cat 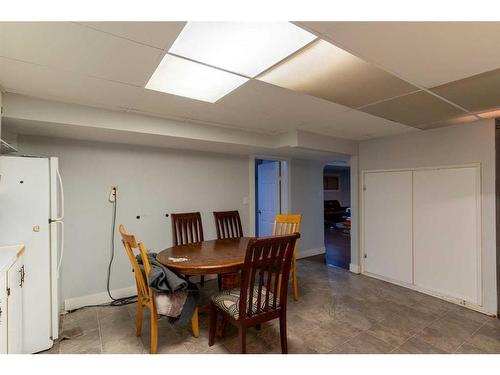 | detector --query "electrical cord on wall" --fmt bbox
[65,189,136,315]
[106,191,137,307]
